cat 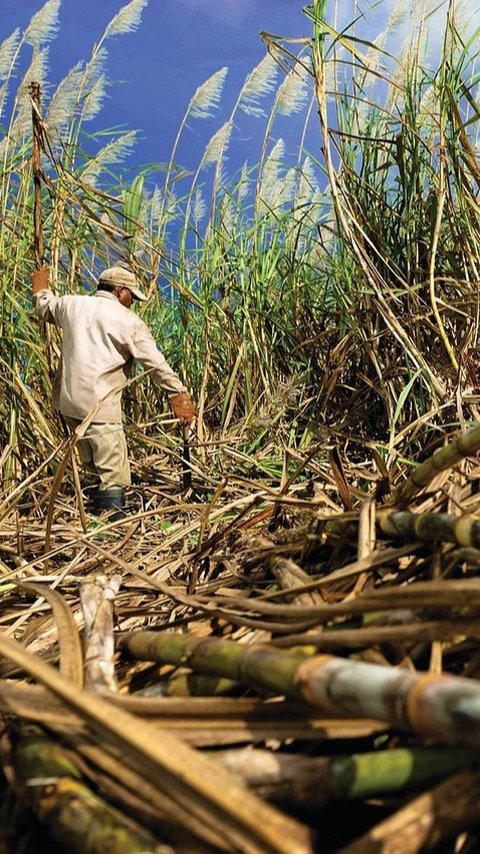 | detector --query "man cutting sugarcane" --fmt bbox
[32,263,195,518]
